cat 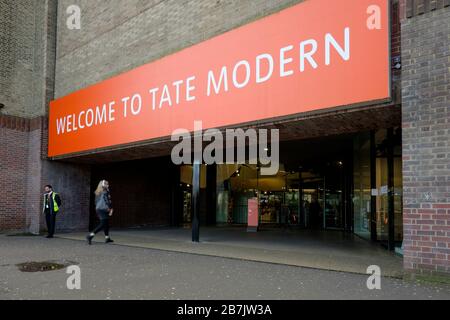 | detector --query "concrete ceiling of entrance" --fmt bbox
[55,104,401,165]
